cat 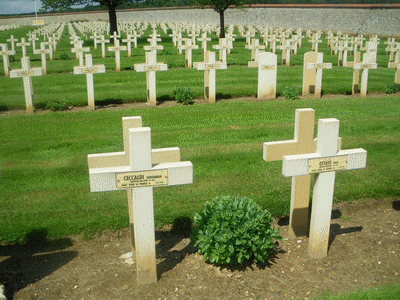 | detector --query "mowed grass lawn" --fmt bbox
[0,23,398,111]
[1,96,399,244]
